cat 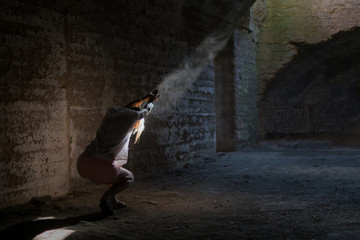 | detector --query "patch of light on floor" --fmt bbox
[33,228,75,240]
[33,216,56,221]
